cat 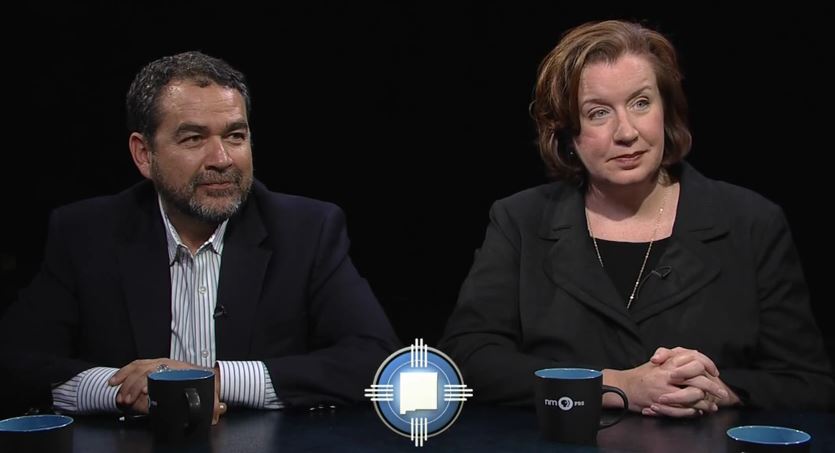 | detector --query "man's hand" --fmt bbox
[109,358,195,413]
[109,358,227,424]
[212,364,226,424]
